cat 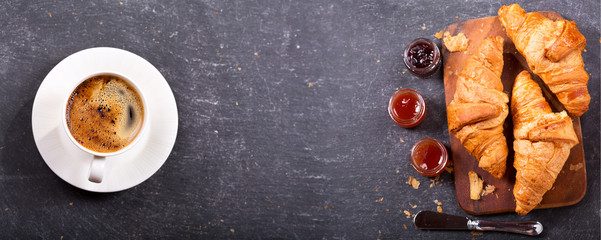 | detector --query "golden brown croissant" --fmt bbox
[498,4,590,117]
[447,36,508,178]
[511,71,579,215]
